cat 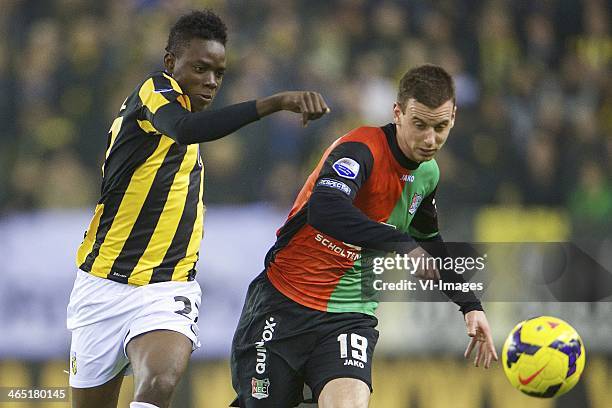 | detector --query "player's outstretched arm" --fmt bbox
[151,92,330,145]
[463,310,499,369]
